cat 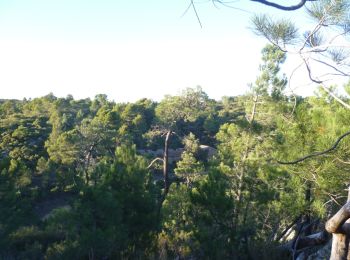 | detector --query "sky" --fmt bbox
[0,0,317,102]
